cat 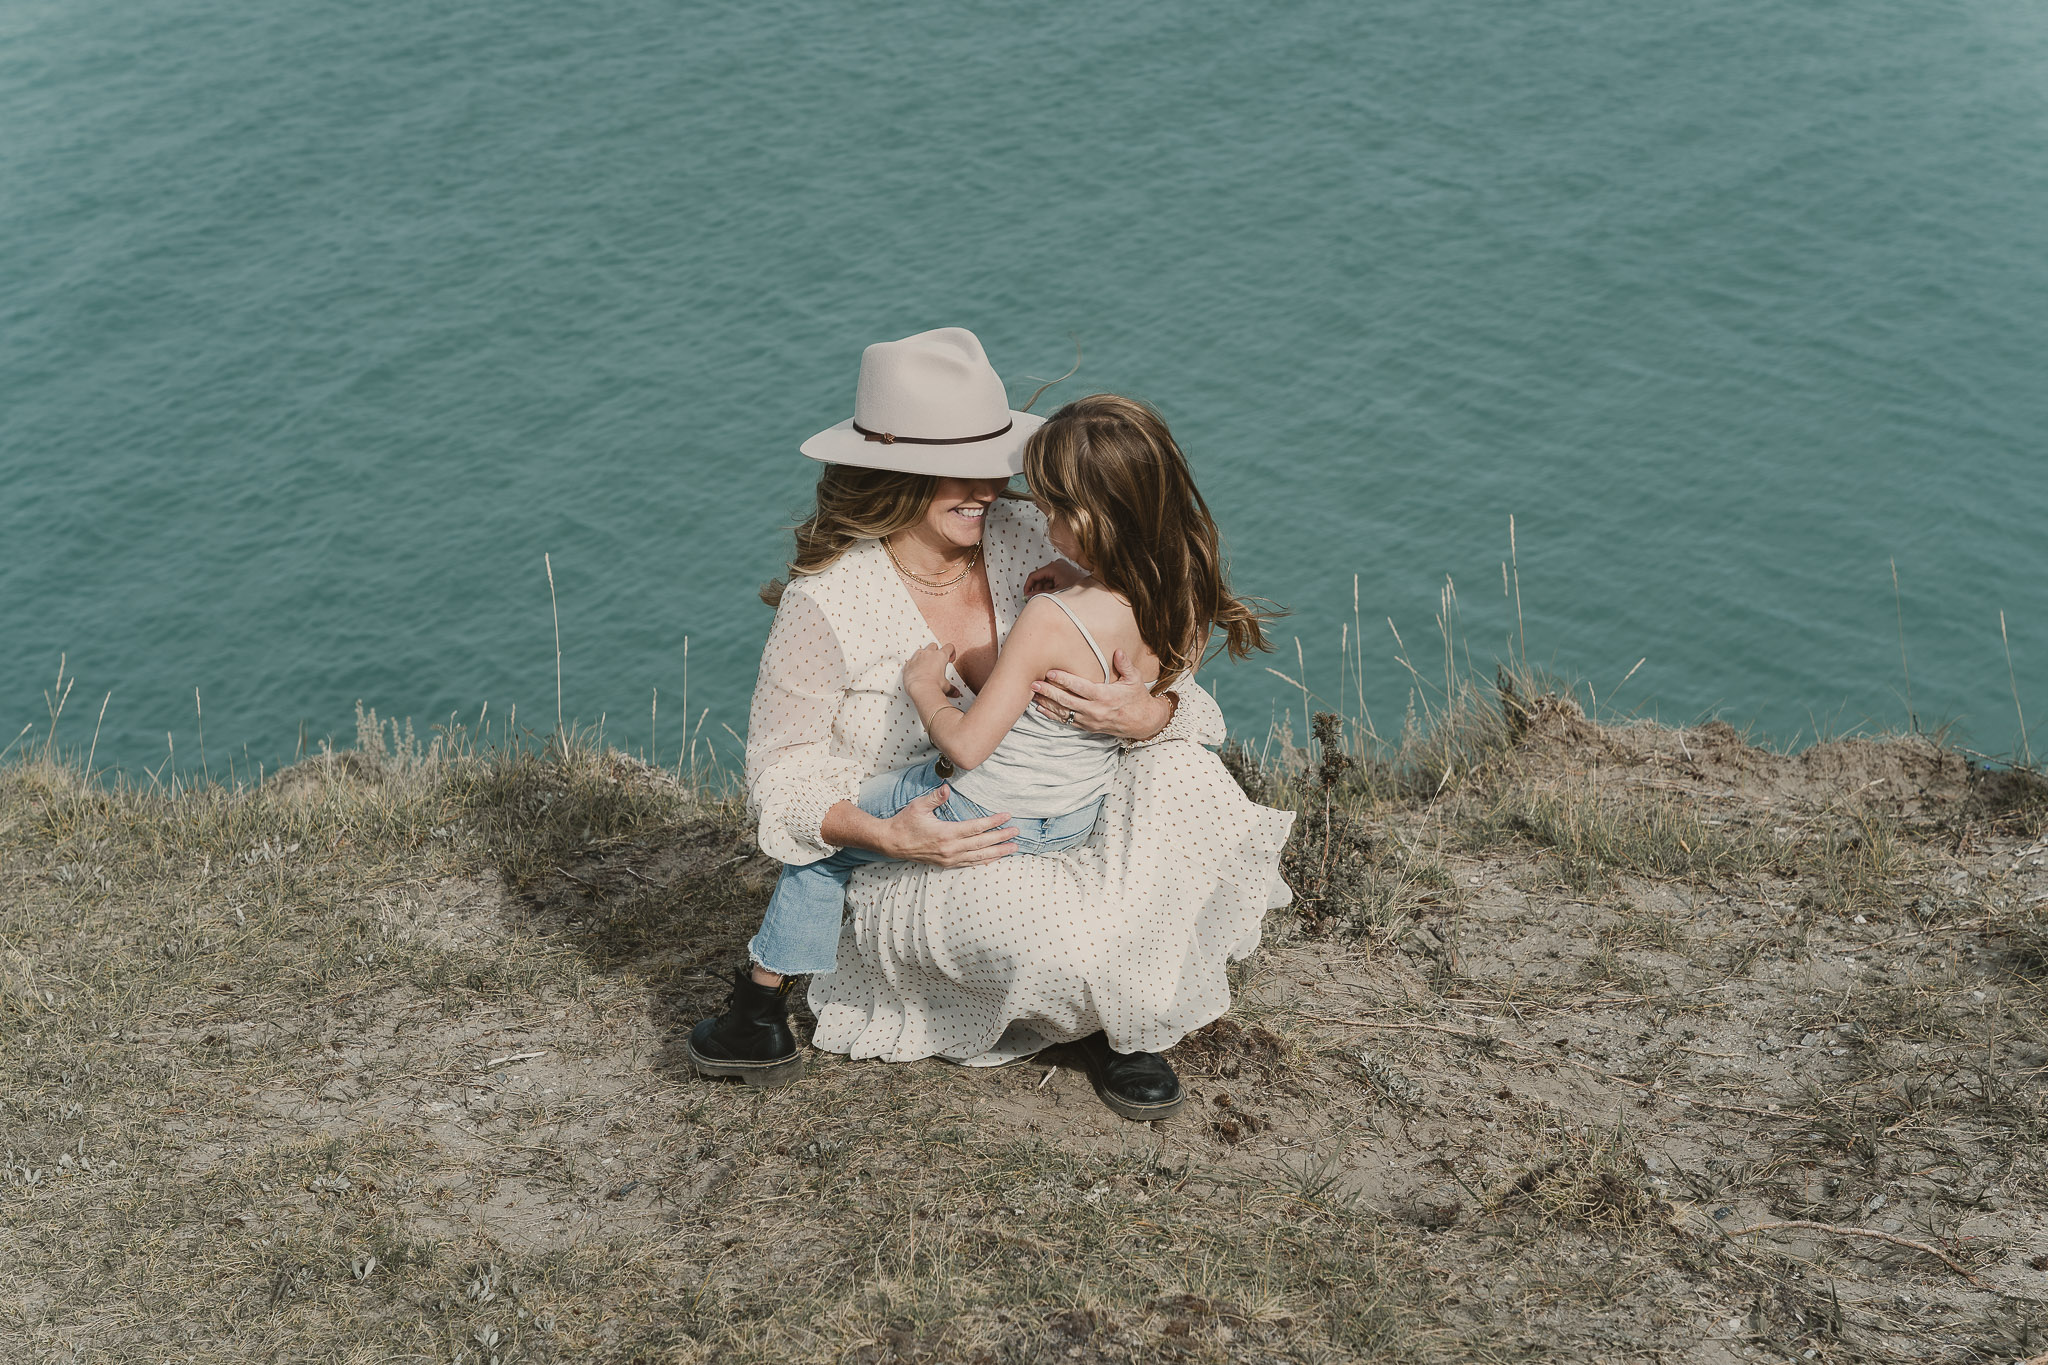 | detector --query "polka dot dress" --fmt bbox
[745,500,1295,1065]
